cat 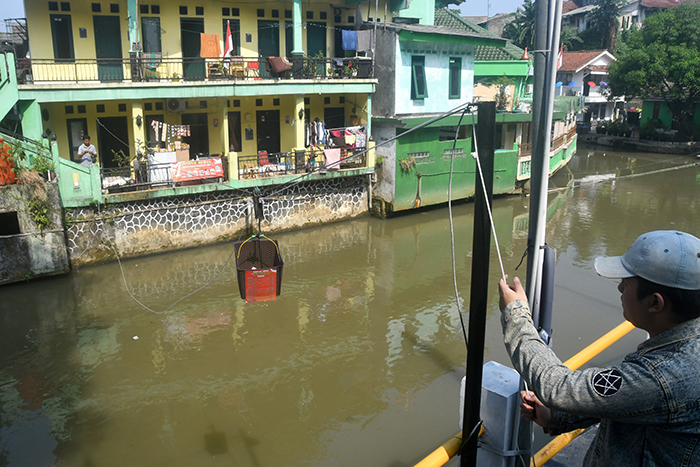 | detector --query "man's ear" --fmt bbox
[648,292,666,314]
